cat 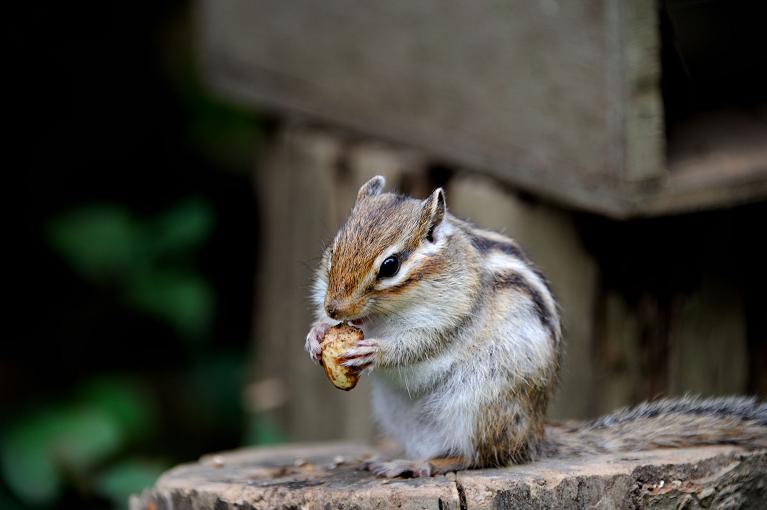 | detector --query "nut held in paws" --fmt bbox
[320,323,364,390]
